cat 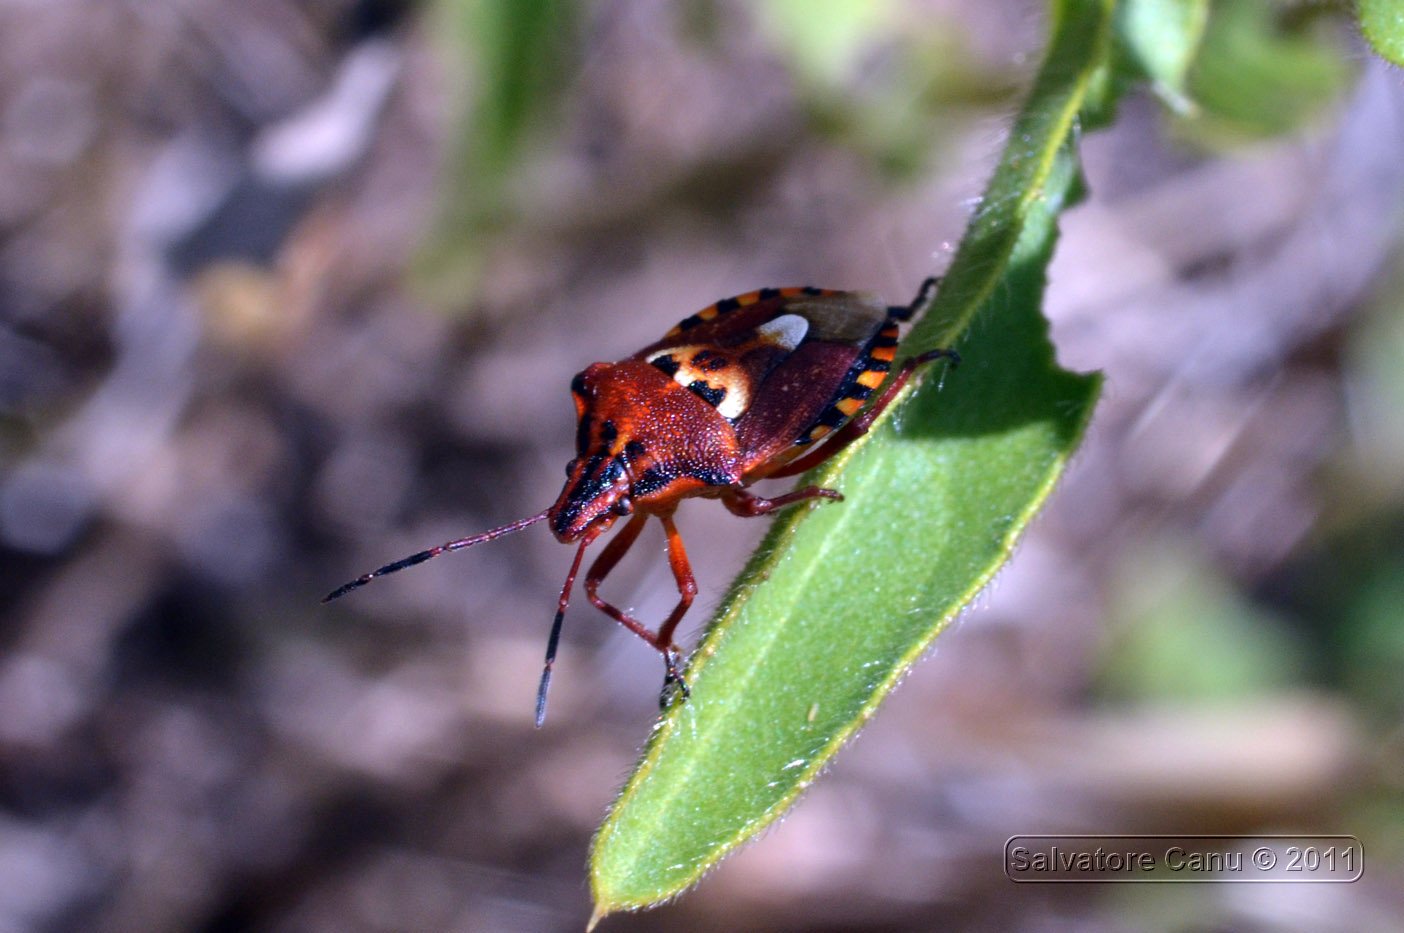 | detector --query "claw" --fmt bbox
[658,647,691,709]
